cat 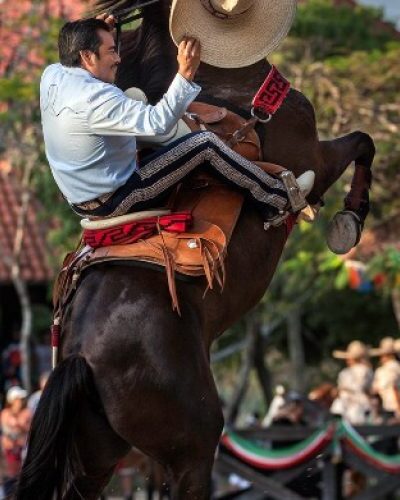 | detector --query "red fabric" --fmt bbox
[4,448,23,477]
[285,214,298,237]
[252,66,291,116]
[83,212,193,249]
[51,324,61,348]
